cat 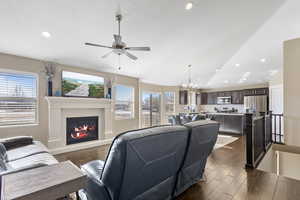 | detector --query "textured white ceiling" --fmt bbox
[0,0,292,88]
